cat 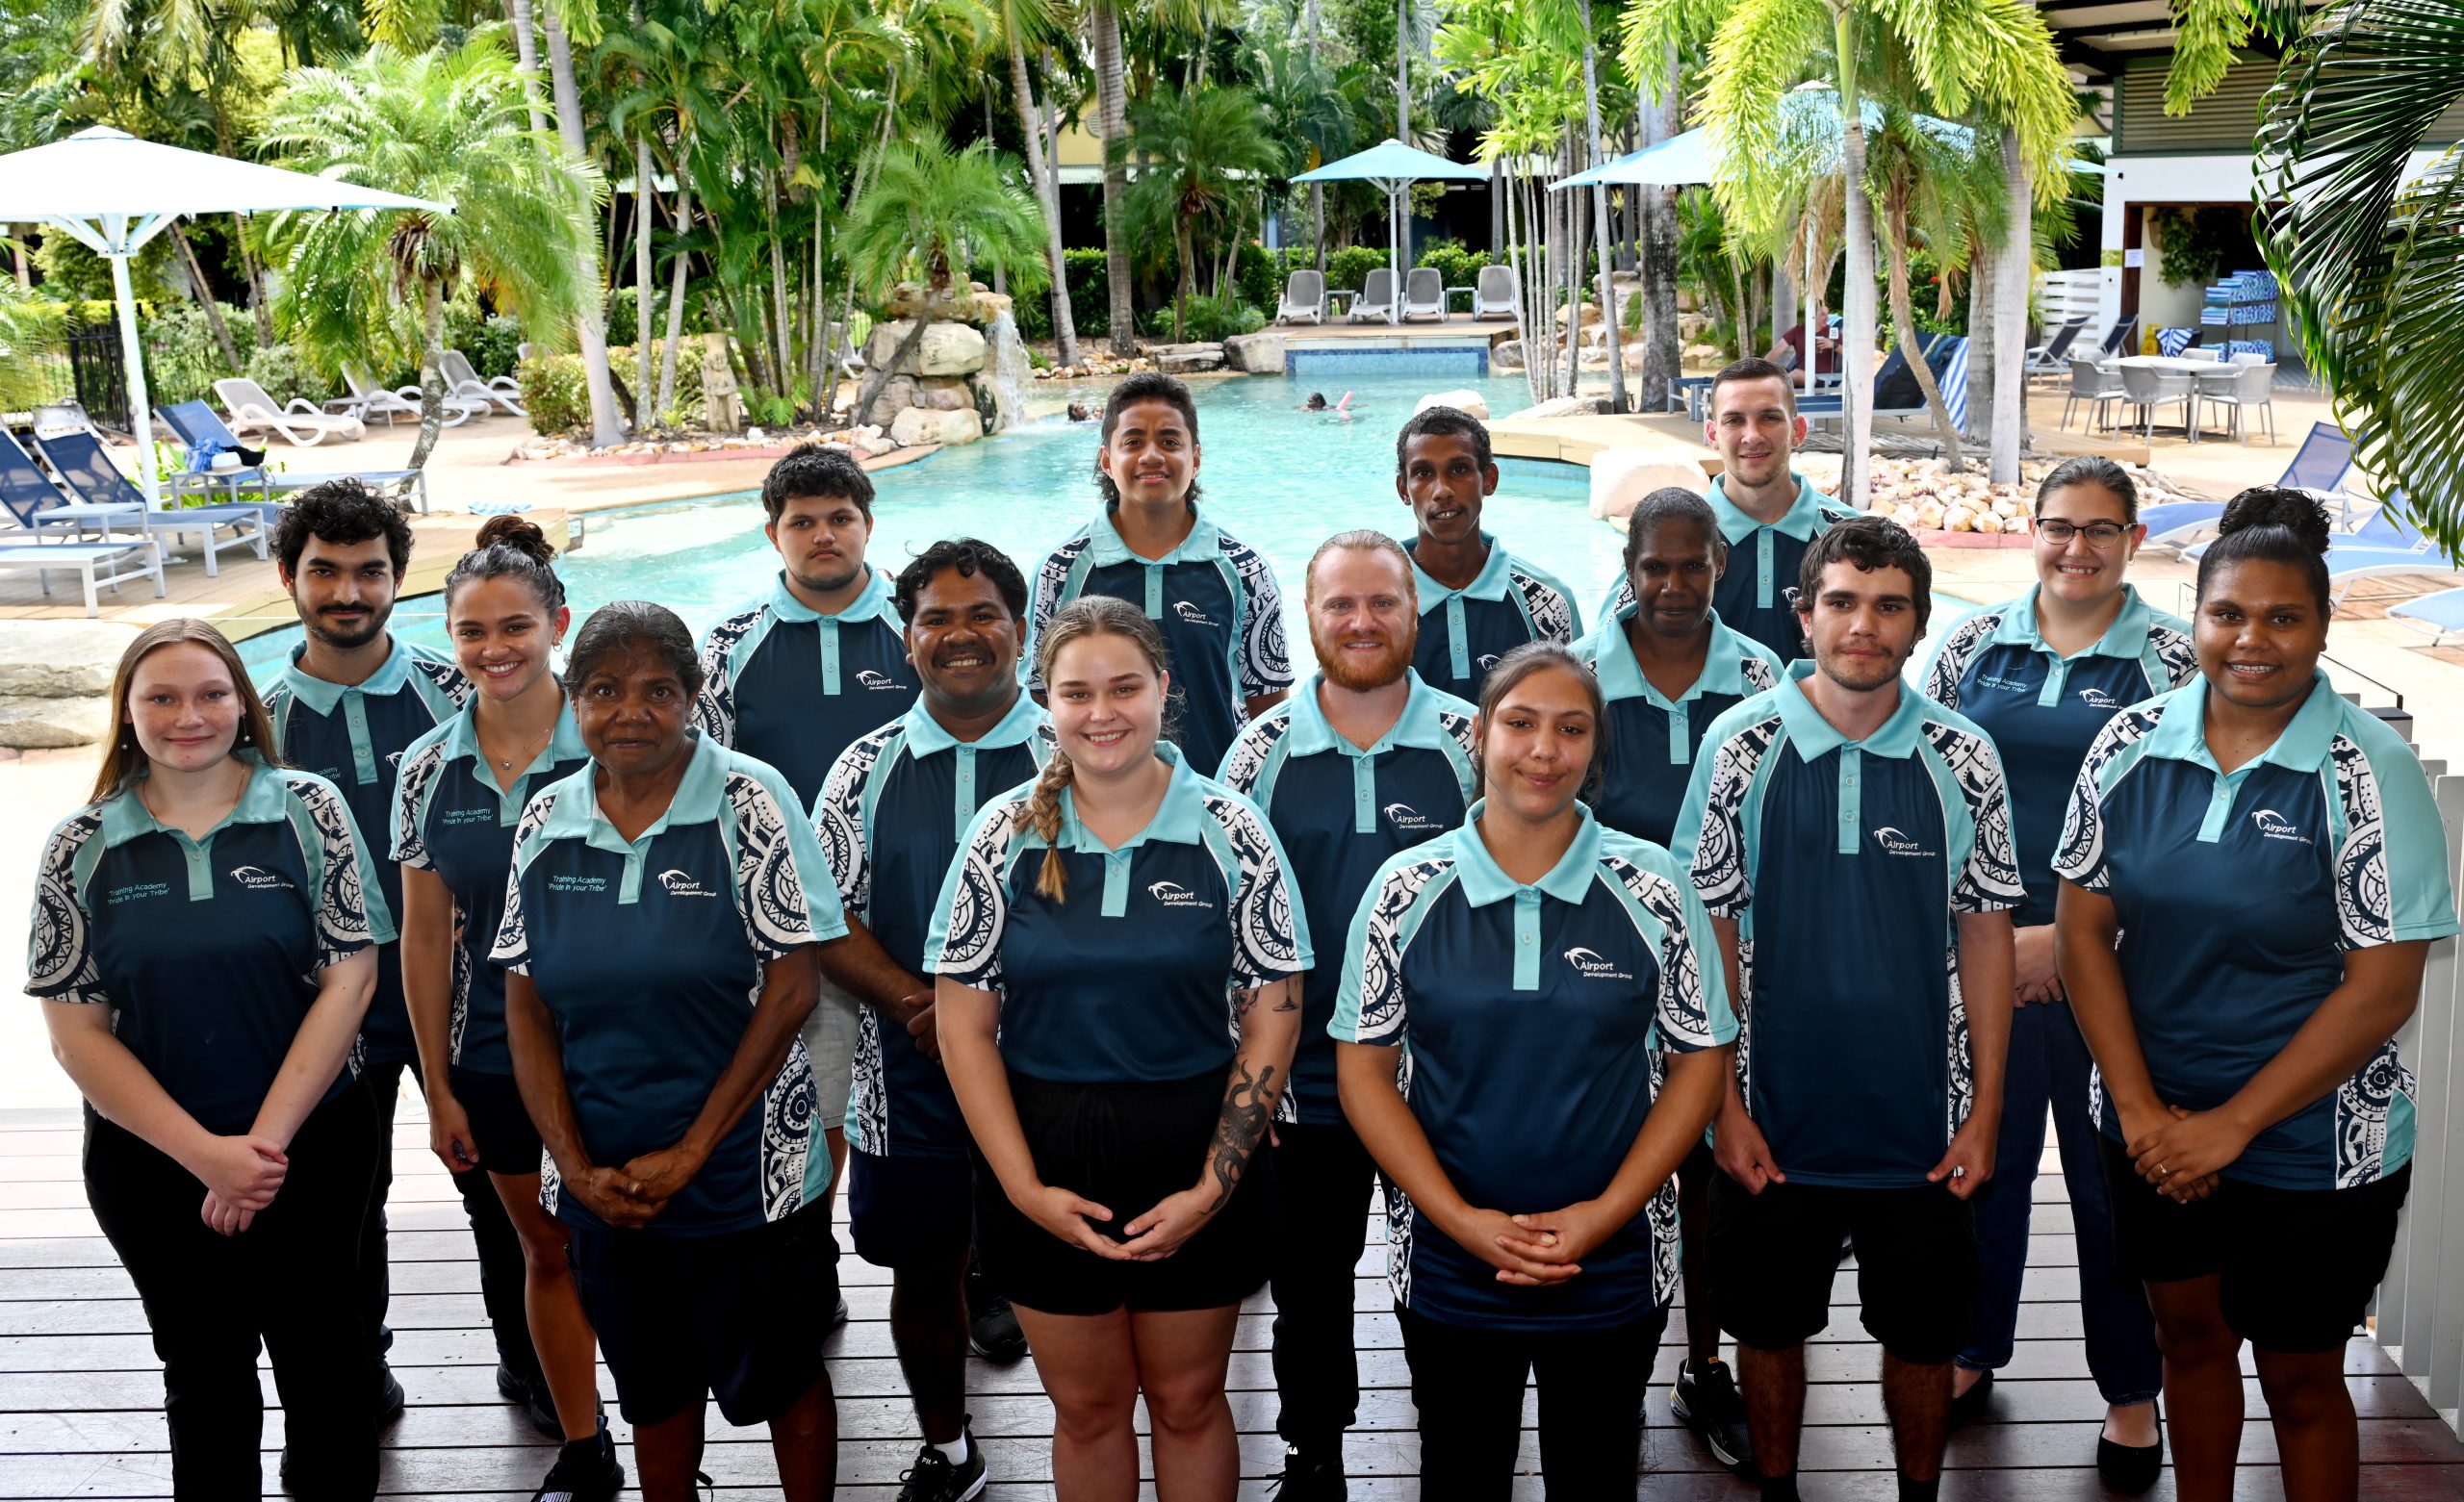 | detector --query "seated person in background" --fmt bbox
[1766,310,1837,377]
